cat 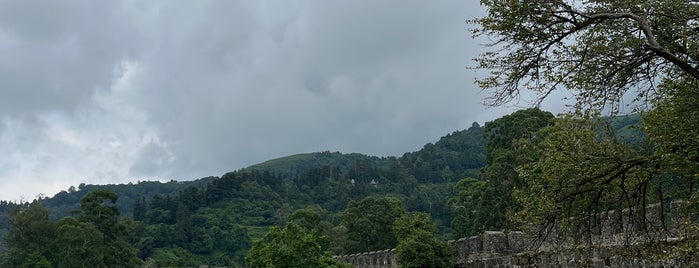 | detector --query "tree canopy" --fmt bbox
[2,190,141,267]
[450,108,554,237]
[472,0,699,242]
[472,0,699,110]
[340,196,406,253]
[393,212,451,268]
